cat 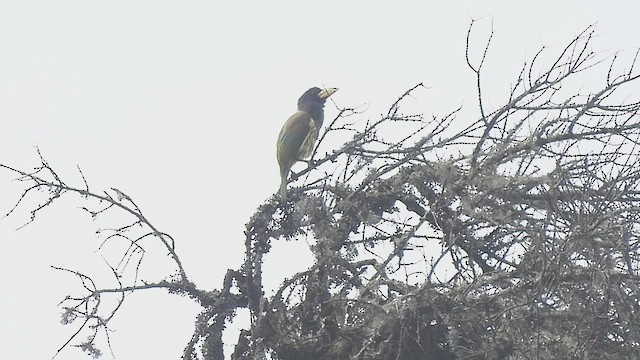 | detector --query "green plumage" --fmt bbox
[276,87,338,201]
